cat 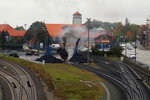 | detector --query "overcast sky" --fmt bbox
[0,0,150,28]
